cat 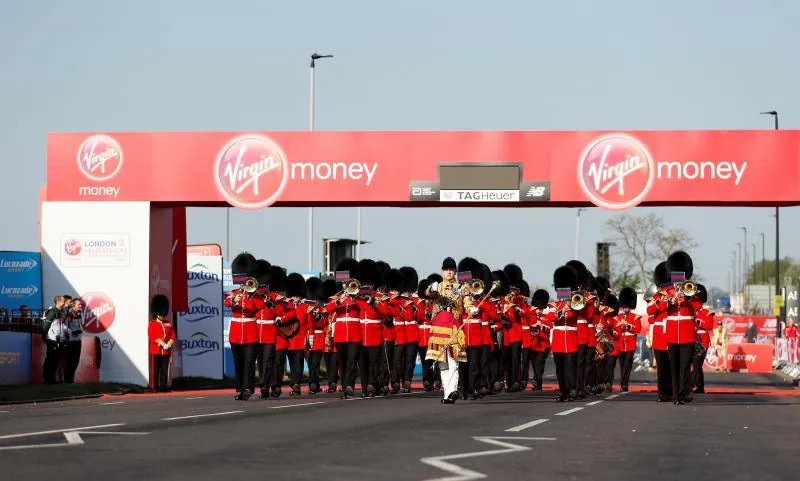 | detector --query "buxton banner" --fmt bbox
[46,131,800,210]
[176,254,223,379]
